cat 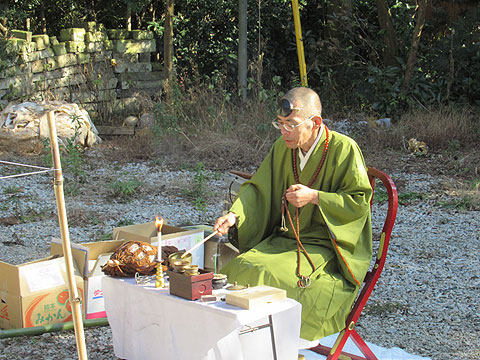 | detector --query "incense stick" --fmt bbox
[181,230,220,258]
